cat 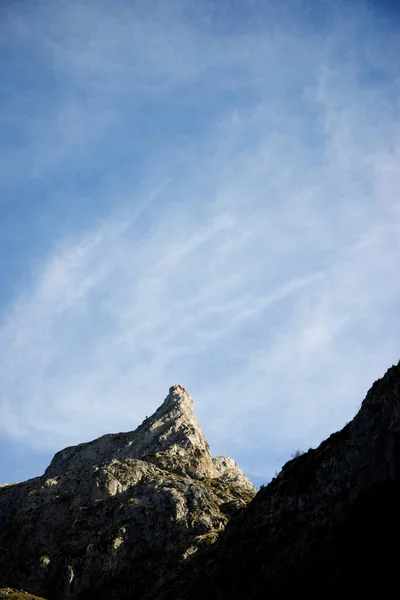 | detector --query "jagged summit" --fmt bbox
[164,384,193,406]
[152,384,194,417]
[0,385,255,600]
[45,384,221,480]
